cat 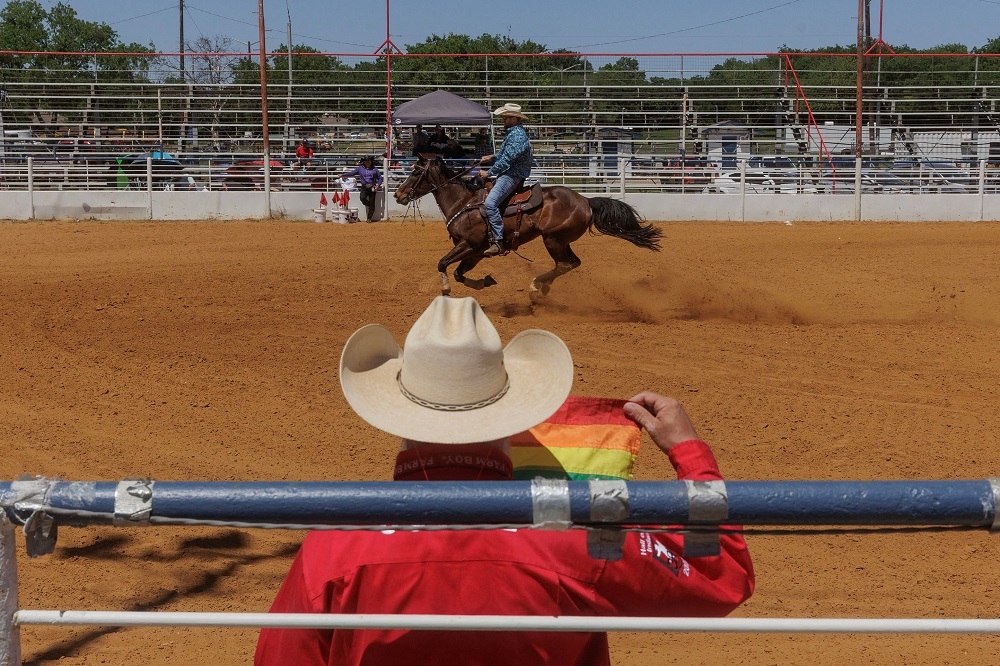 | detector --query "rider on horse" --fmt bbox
[478,103,534,257]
